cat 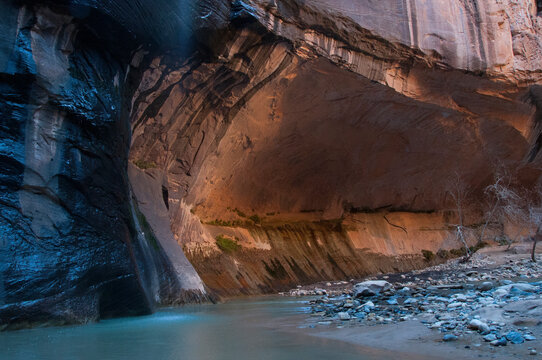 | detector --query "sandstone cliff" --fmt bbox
[130,0,542,295]
[1,0,542,327]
